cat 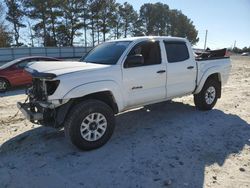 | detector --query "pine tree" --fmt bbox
[119,2,138,38]
[60,0,86,46]
[5,0,26,46]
